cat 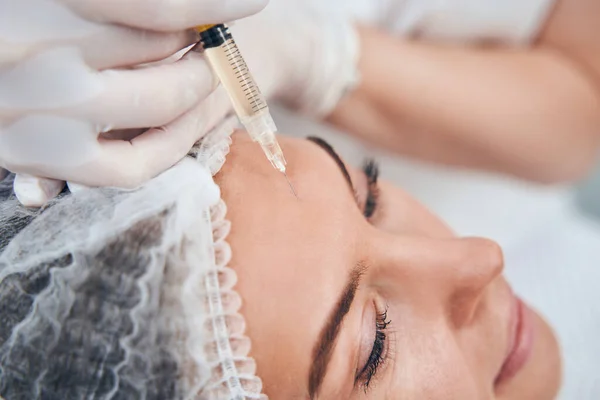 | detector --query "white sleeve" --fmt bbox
[382,0,557,45]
